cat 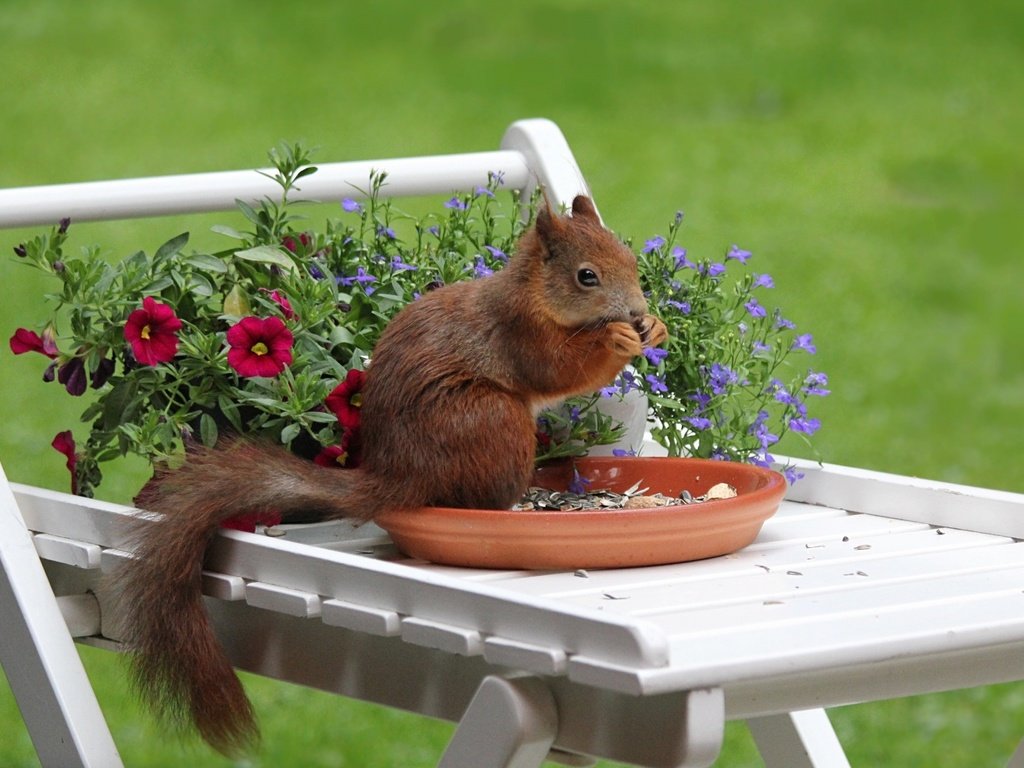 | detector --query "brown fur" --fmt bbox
[114,195,668,755]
